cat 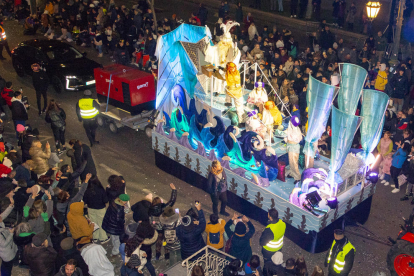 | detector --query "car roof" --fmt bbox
[19,39,70,50]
